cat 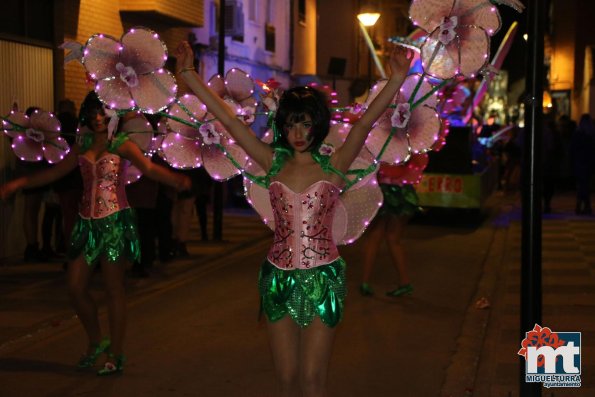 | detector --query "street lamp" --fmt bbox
[357,11,385,87]
[357,12,380,27]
